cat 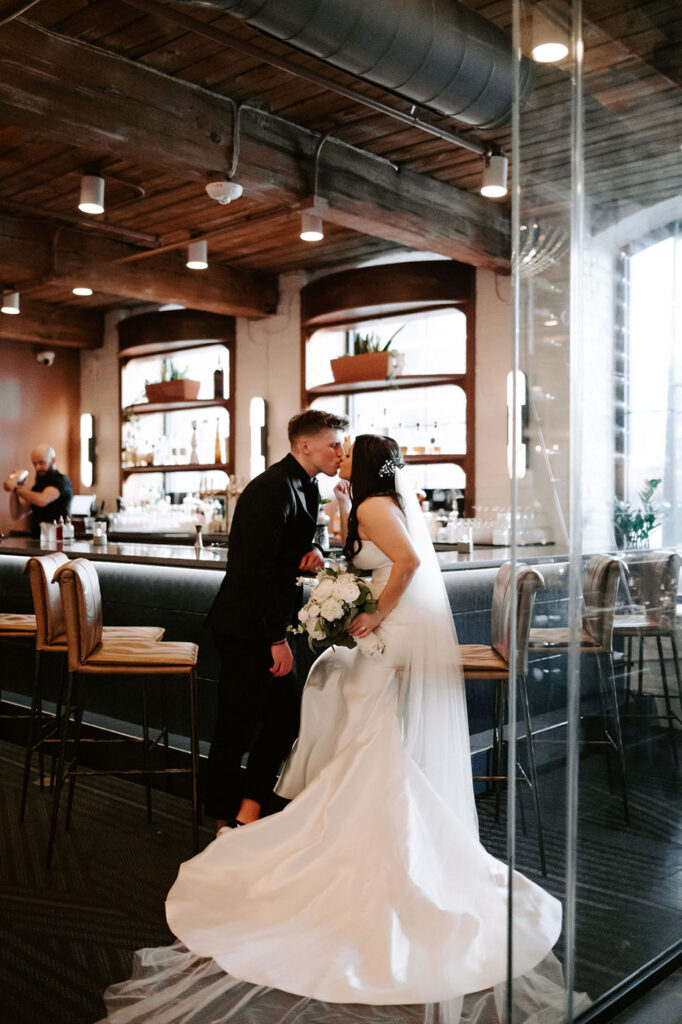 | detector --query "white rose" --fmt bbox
[310,623,326,640]
[313,578,334,601]
[320,597,345,621]
[307,603,320,618]
[333,578,360,603]
[298,606,309,623]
